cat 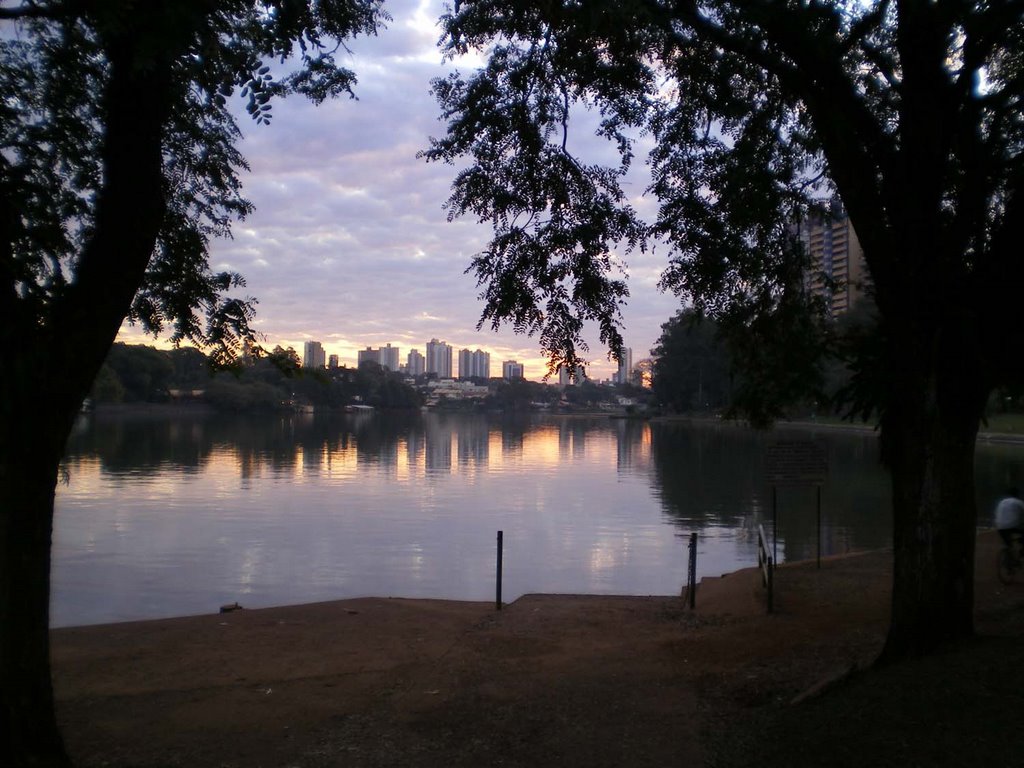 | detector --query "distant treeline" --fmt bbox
[89,343,655,413]
[650,306,1024,421]
[90,343,423,411]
